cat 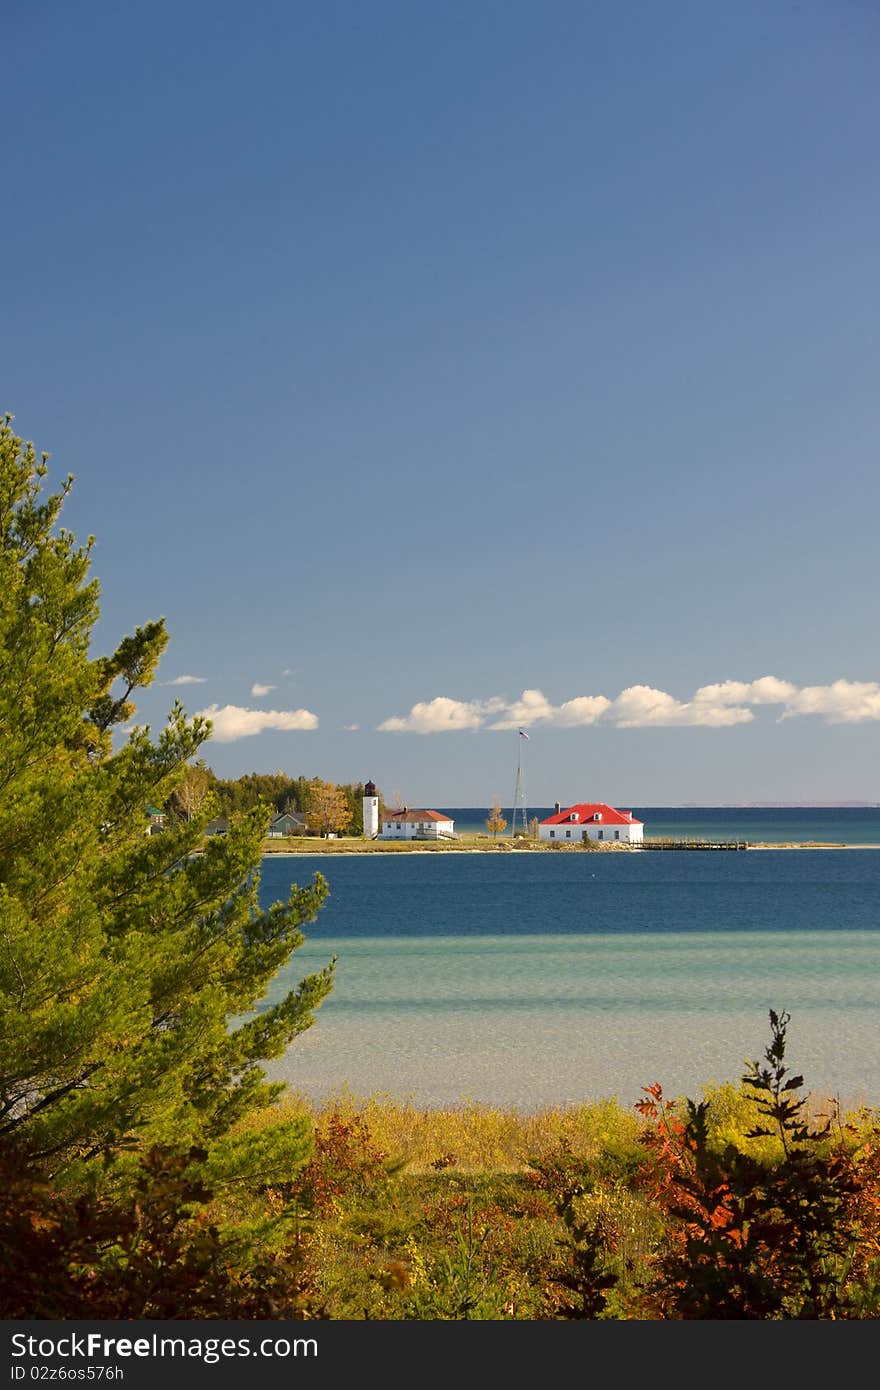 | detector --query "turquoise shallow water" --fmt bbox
[257,851,880,1110]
